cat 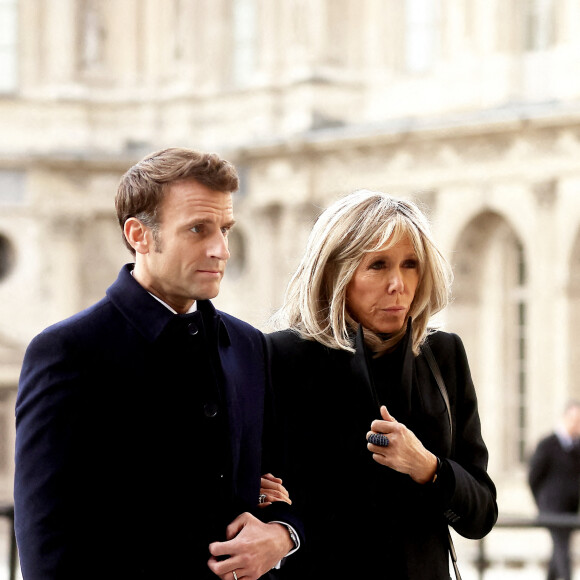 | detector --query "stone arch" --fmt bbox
[447,210,527,474]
